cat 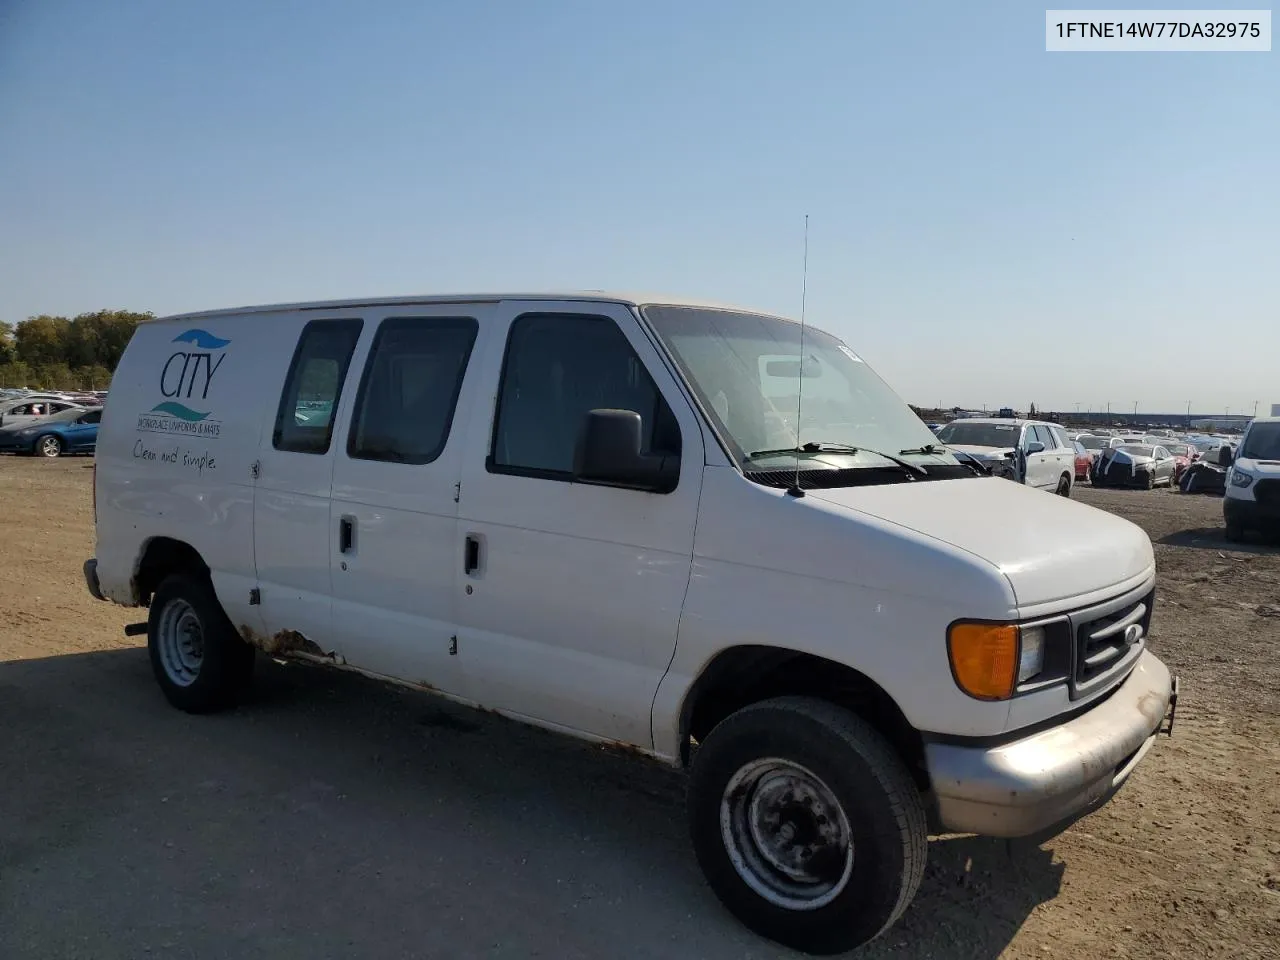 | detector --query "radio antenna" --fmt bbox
[786,214,810,499]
